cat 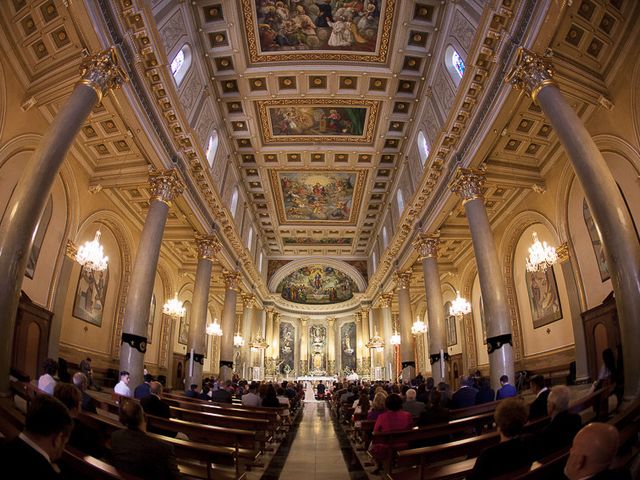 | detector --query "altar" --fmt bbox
[296,375,337,382]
